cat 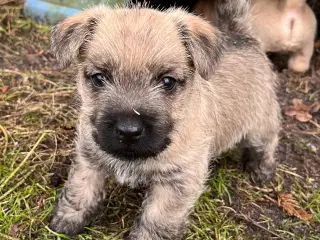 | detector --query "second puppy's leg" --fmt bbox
[288,40,314,73]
